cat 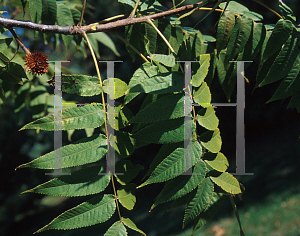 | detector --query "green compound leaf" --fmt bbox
[29,0,42,23]
[41,0,57,25]
[239,22,266,61]
[103,78,128,99]
[35,194,116,233]
[21,165,110,197]
[192,54,210,87]
[259,33,299,87]
[60,74,102,97]
[138,141,202,188]
[243,11,263,21]
[149,54,176,67]
[115,160,144,185]
[19,106,105,131]
[192,192,226,235]
[57,3,74,49]
[132,117,193,144]
[122,217,146,236]
[125,62,159,104]
[196,106,219,131]
[142,142,183,181]
[127,71,184,94]
[129,93,184,123]
[145,20,158,54]
[169,26,184,54]
[199,129,222,153]
[225,16,253,63]
[193,82,211,106]
[203,152,229,172]
[268,54,300,103]
[16,134,107,169]
[150,159,206,211]
[183,177,214,229]
[210,172,241,194]
[117,183,136,210]
[262,19,294,62]
[219,1,249,15]
[216,10,235,57]
[104,221,127,236]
